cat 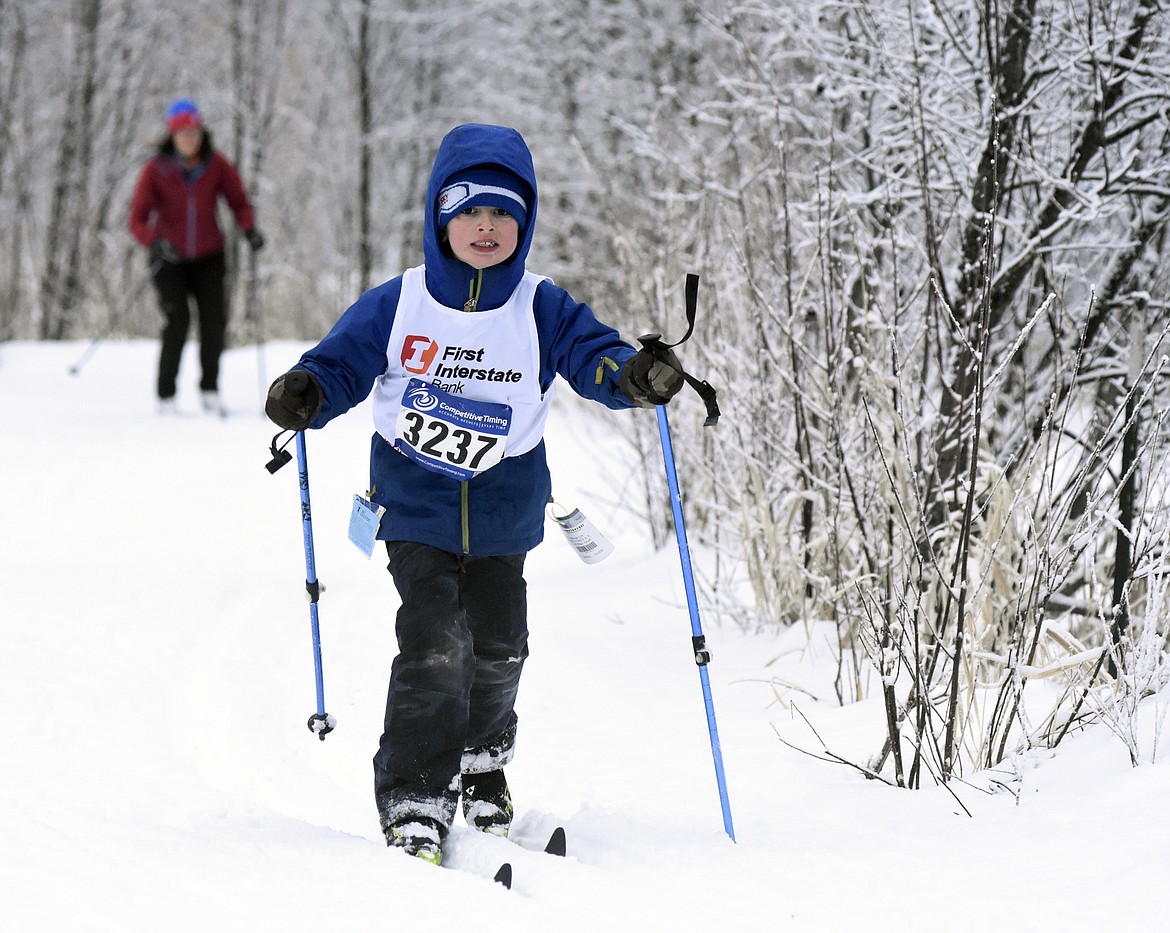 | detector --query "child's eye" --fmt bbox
[458,205,513,220]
